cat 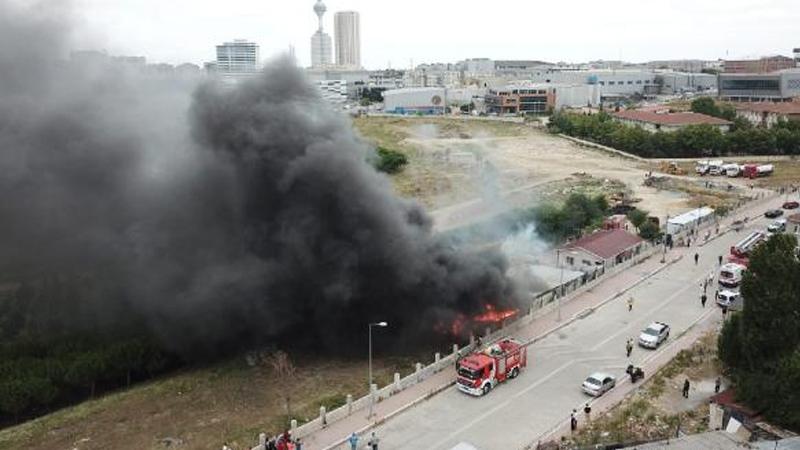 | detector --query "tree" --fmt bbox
[718,233,800,429]
[626,209,649,231]
[268,351,297,422]
[373,147,408,174]
[637,220,662,241]
[690,97,720,117]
